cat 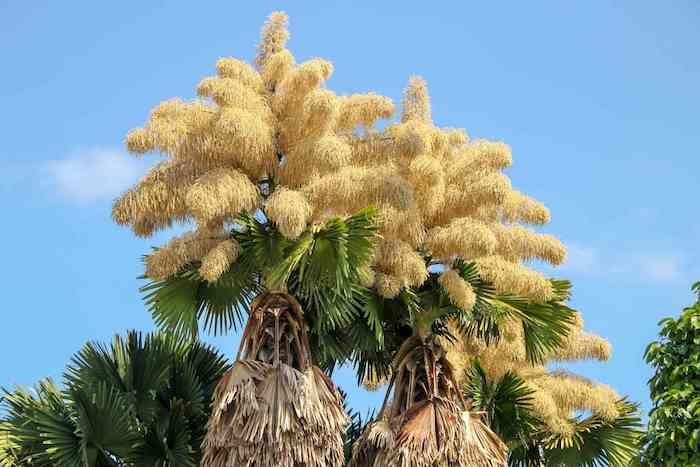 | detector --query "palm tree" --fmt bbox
[0,331,229,466]
[345,261,578,467]
[143,228,579,467]
[143,209,378,466]
[342,261,644,467]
